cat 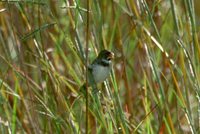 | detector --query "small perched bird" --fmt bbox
[80,49,114,94]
